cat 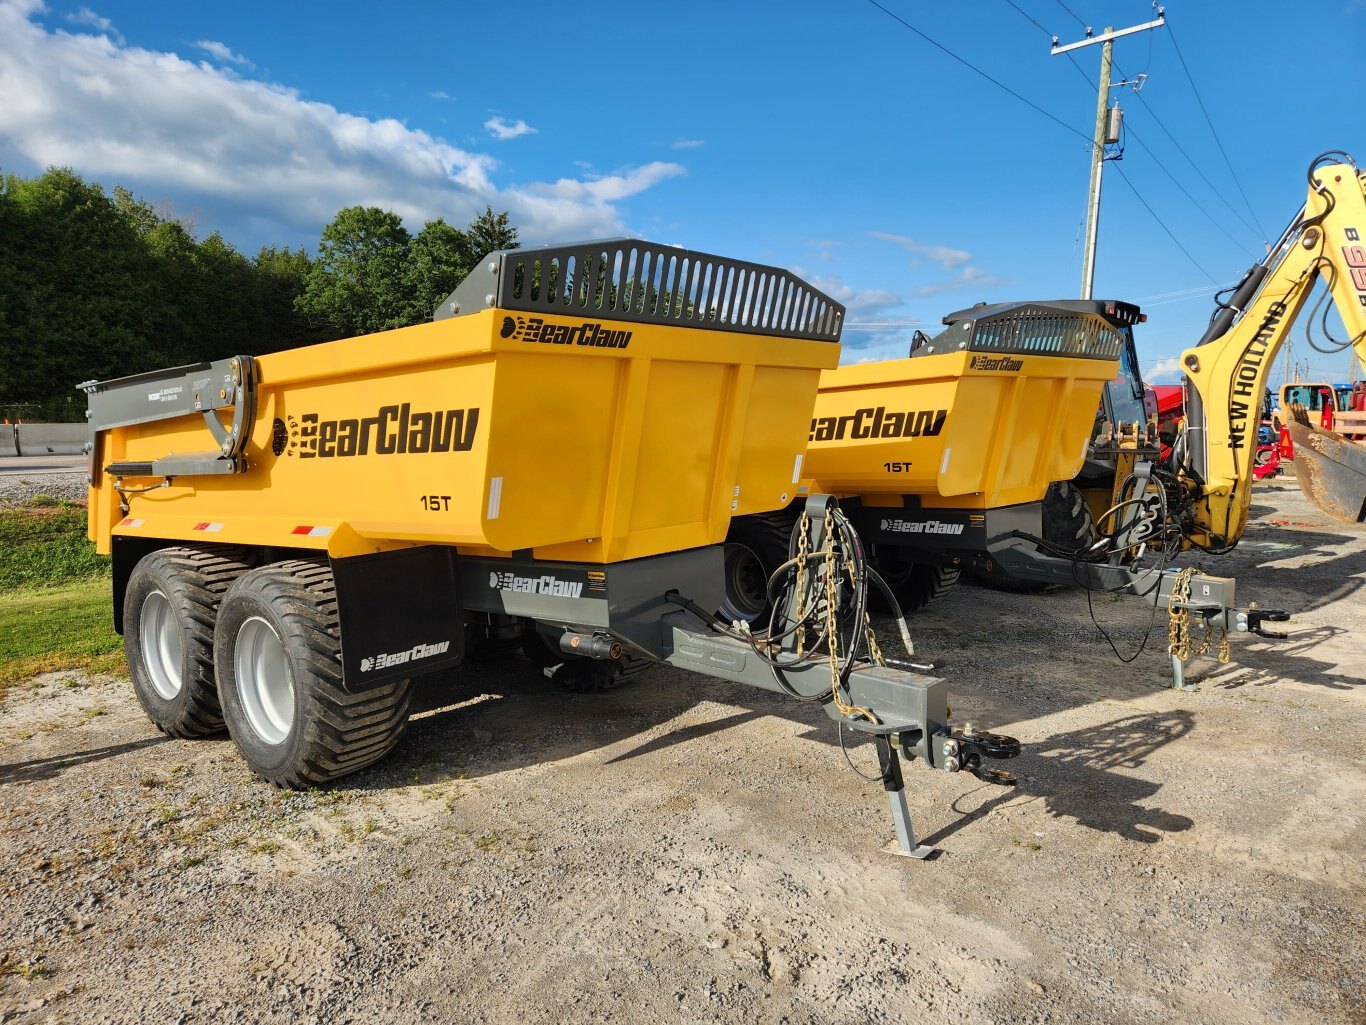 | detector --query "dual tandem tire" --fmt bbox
[125,549,411,788]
